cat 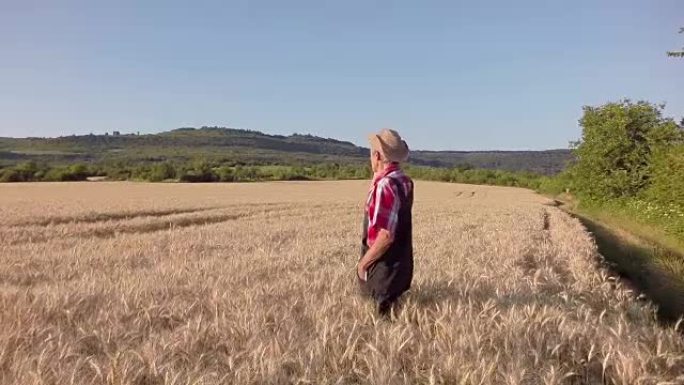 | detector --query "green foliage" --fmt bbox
[101,163,133,181]
[0,127,572,175]
[646,145,684,205]
[0,162,94,182]
[540,100,684,243]
[178,160,218,183]
[216,166,235,182]
[403,165,541,189]
[584,198,684,242]
[65,164,90,181]
[0,158,536,187]
[0,162,40,182]
[570,100,682,200]
[537,170,575,195]
[149,162,176,182]
[624,200,684,239]
[43,164,92,181]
